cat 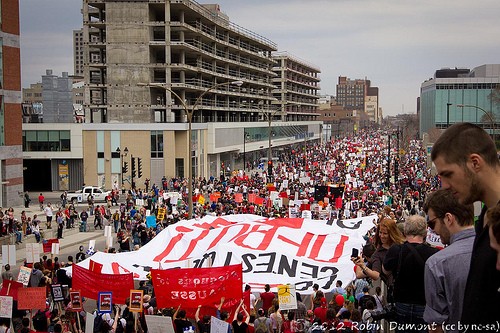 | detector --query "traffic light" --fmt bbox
[267,160,273,175]
[131,157,136,178]
[122,161,128,174]
[137,158,143,178]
